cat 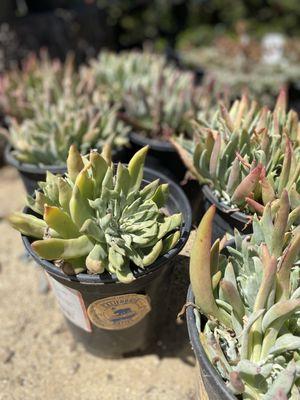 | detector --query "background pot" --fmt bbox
[5,145,132,194]
[201,185,252,240]
[170,51,205,85]
[5,145,66,194]
[22,167,192,358]
[186,286,235,400]
[129,131,186,182]
[288,80,300,113]
[129,131,202,214]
